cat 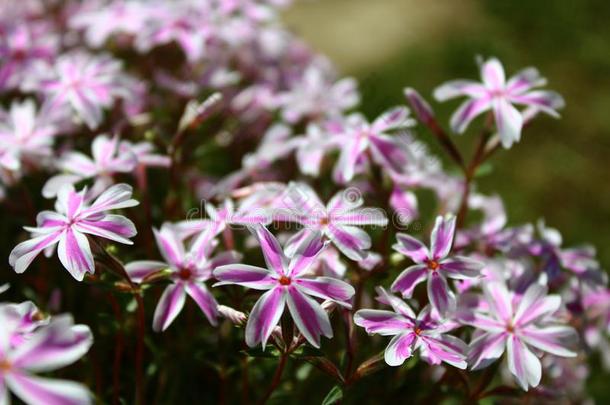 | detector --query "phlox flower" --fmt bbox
[0,305,93,405]
[119,140,171,169]
[29,52,128,129]
[9,183,138,281]
[434,57,564,148]
[126,224,240,331]
[391,215,483,317]
[332,107,414,183]
[465,282,577,391]
[43,134,137,199]
[0,99,58,176]
[0,23,57,91]
[355,288,468,368]
[282,183,388,261]
[276,62,359,124]
[213,225,355,348]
